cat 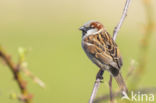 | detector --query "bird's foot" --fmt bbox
[96,70,104,80]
